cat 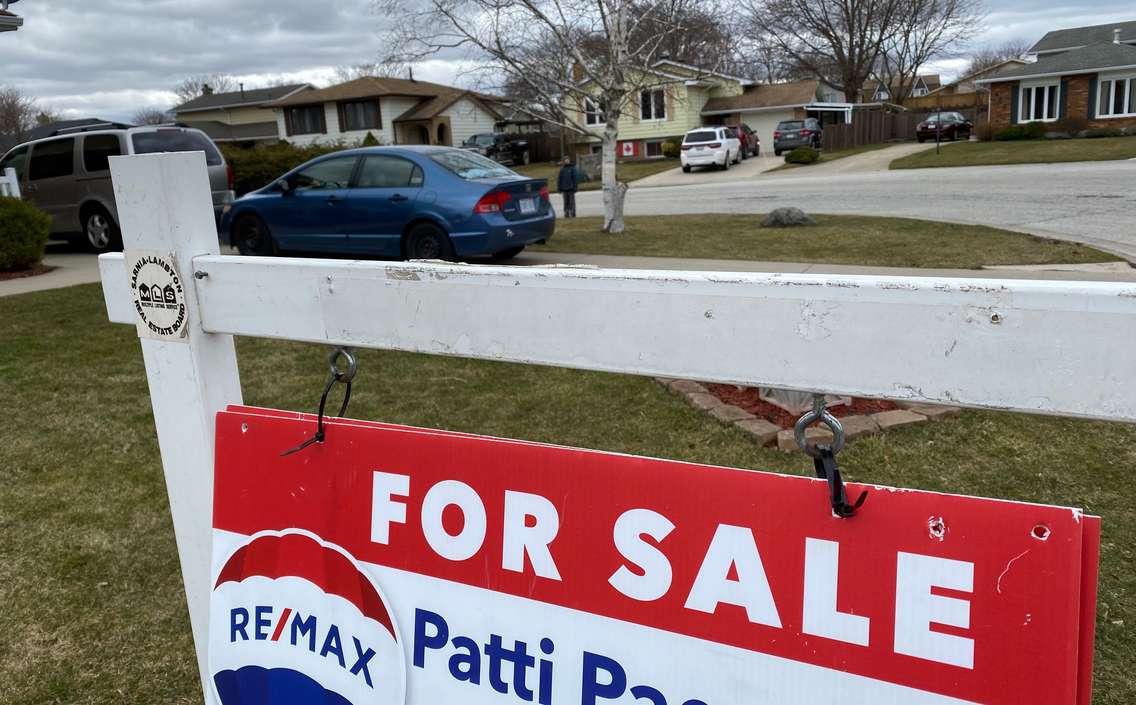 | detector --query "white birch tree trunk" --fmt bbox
[601,94,627,233]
